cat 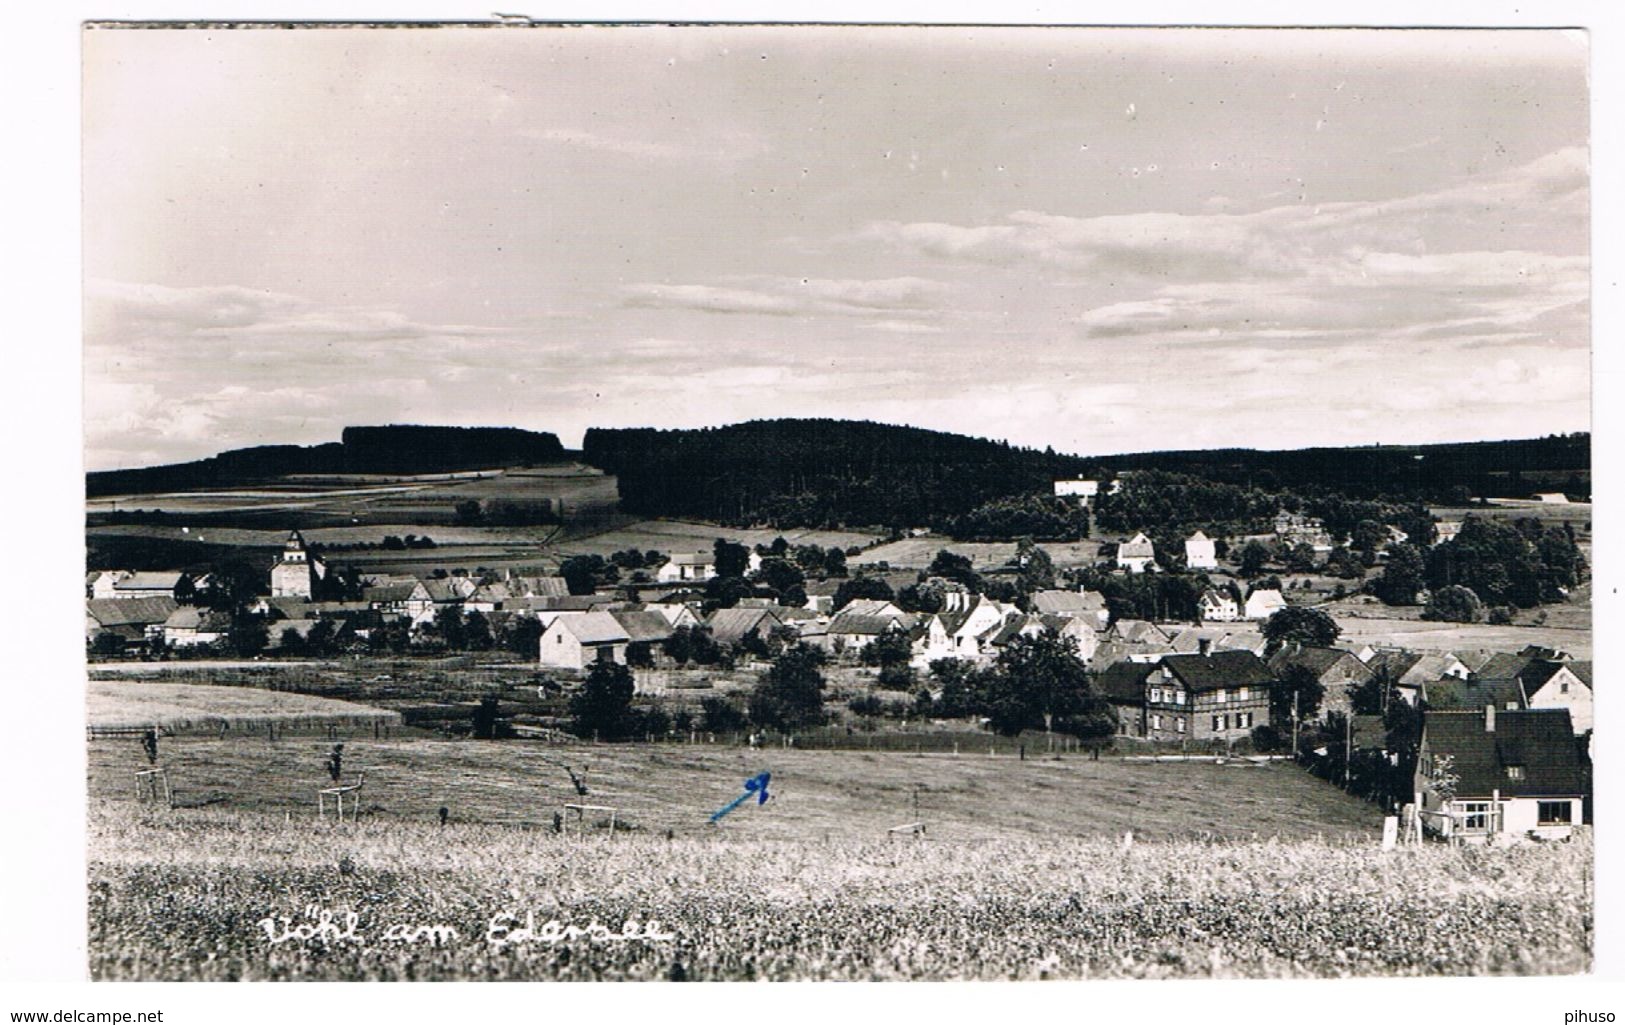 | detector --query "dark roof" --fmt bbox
[1159,651,1274,692]
[1474,652,1535,683]
[828,612,907,637]
[1269,645,1371,682]
[1424,674,1526,711]
[1518,659,1590,694]
[611,610,676,644]
[1421,708,1585,798]
[1029,590,1106,616]
[1349,715,1388,751]
[86,596,179,628]
[1096,661,1153,703]
[706,607,781,645]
